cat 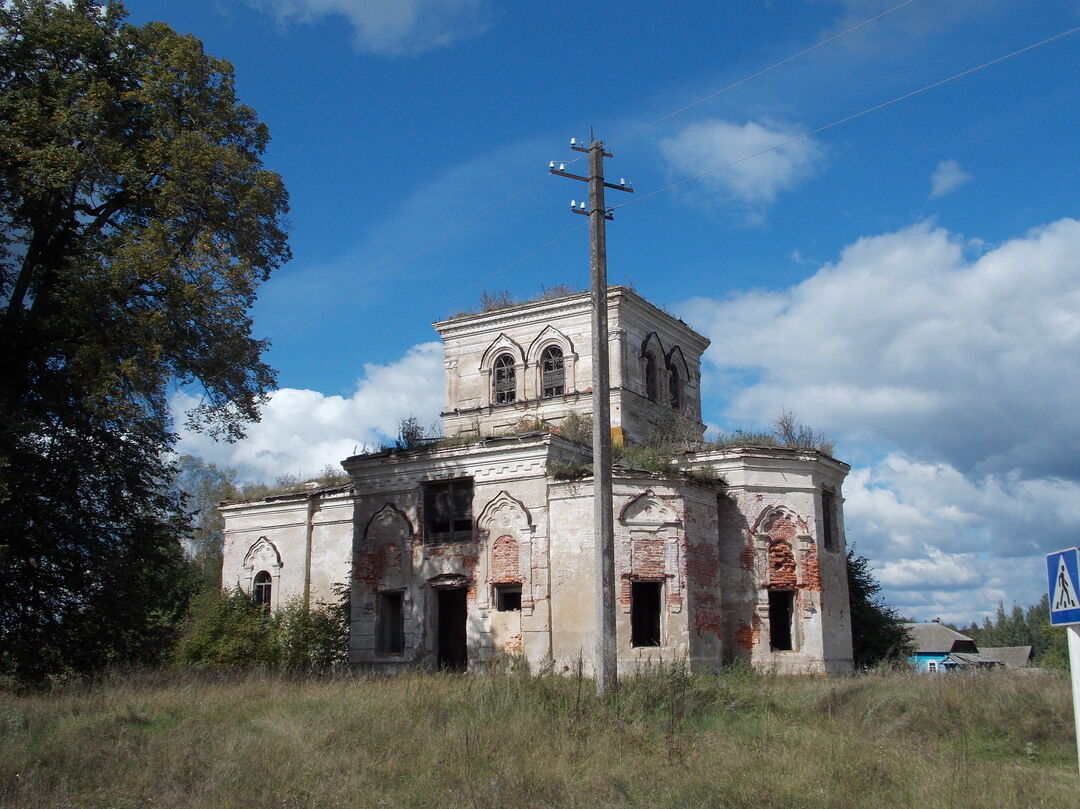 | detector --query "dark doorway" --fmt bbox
[768,590,795,651]
[436,587,468,671]
[631,581,662,647]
